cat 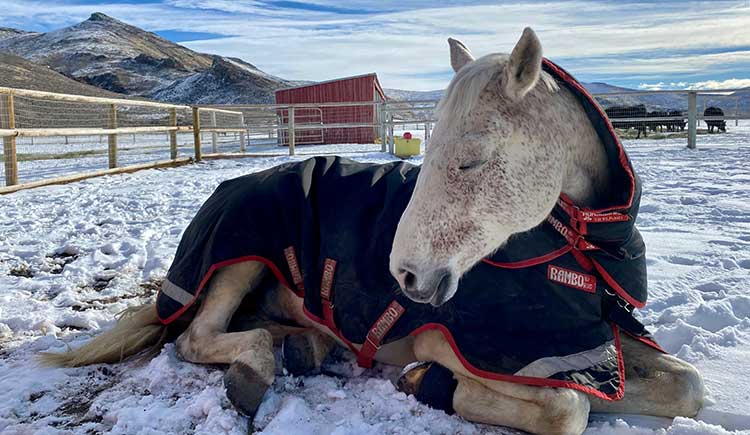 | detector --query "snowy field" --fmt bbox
[0,123,749,435]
